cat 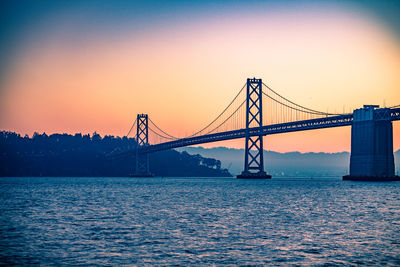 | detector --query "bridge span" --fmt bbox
[124,78,399,181]
[141,114,353,153]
